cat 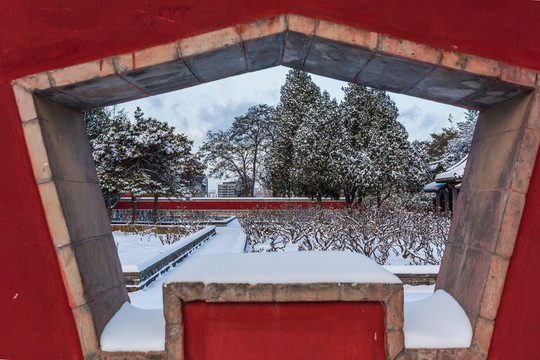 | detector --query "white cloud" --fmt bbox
[120,66,468,146]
